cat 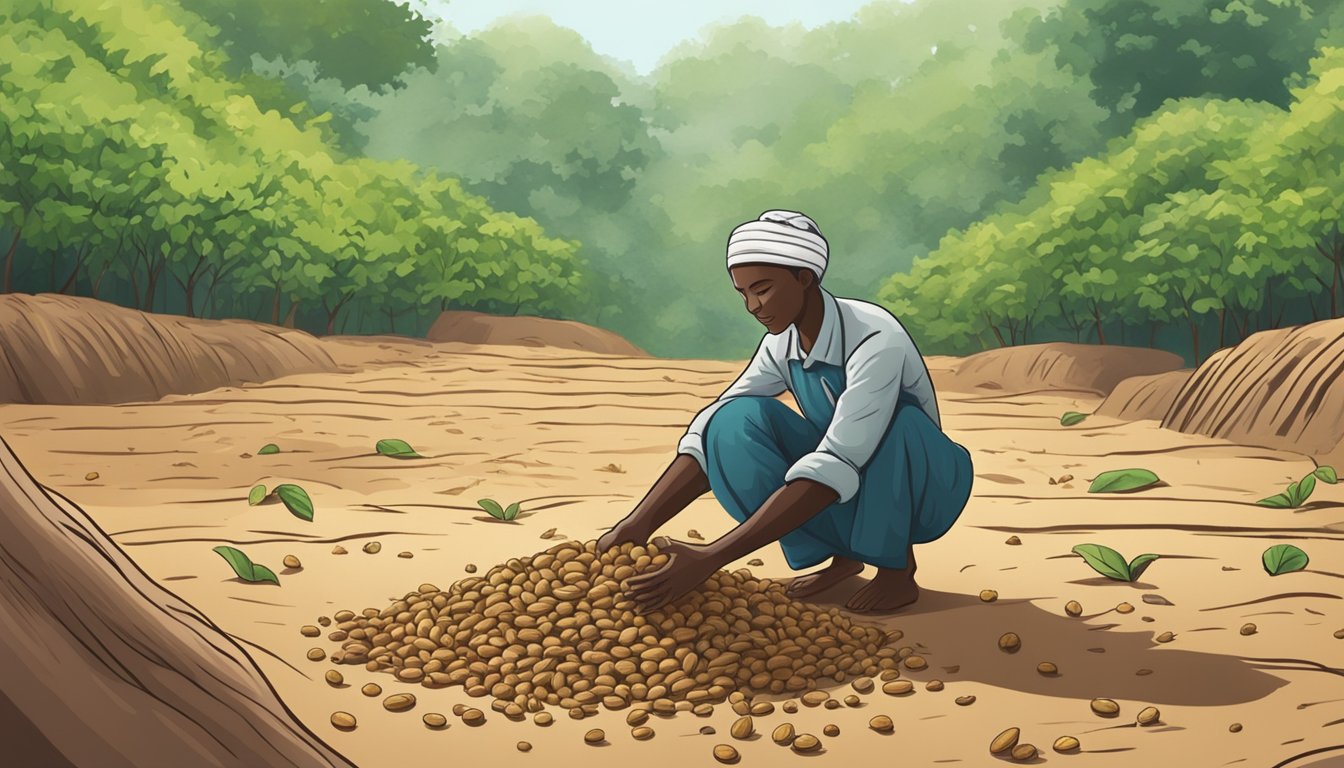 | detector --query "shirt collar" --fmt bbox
[787,288,843,369]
